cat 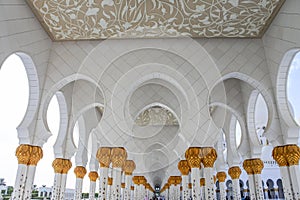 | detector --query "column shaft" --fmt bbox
[98,167,108,200]
[247,174,256,200]
[124,175,131,200]
[111,167,122,200]
[253,174,264,199]
[280,166,293,200]
[289,165,300,199]
[12,164,28,200]
[203,167,215,199]
[191,168,201,200]
[232,179,241,200]
[51,173,62,200]
[89,181,96,200]
[74,178,83,200]
[59,174,67,200]
[219,182,226,200]
[182,175,189,200]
